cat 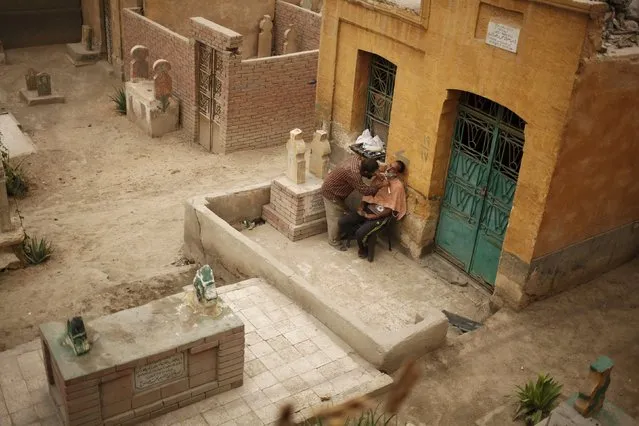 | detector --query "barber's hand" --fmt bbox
[379,179,390,188]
